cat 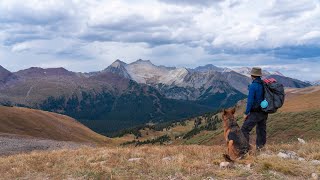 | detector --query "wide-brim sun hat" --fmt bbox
[250,67,262,76]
